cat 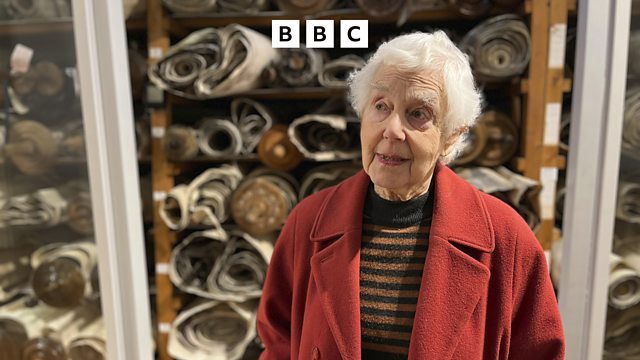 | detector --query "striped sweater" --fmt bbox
[360,184,433,360]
